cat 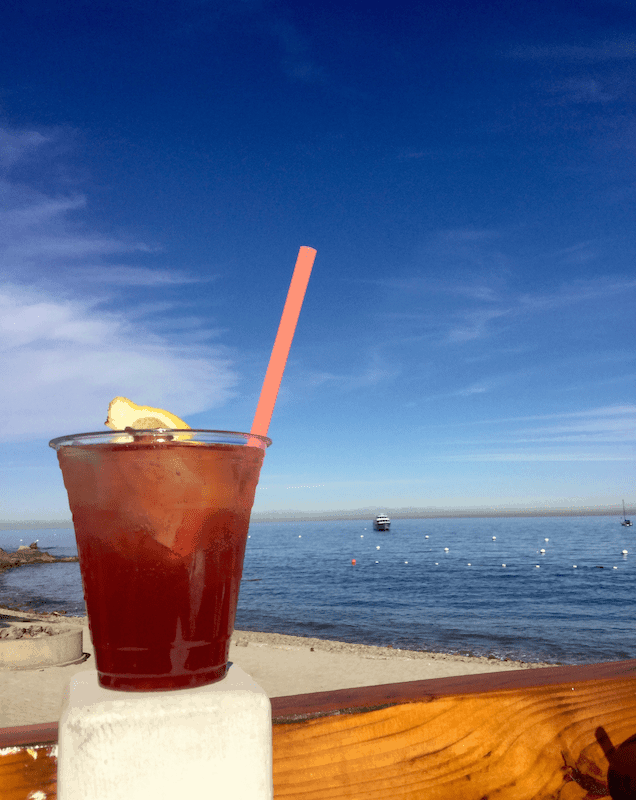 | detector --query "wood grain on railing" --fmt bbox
[2,660,636,799]
[0,725,58,800]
